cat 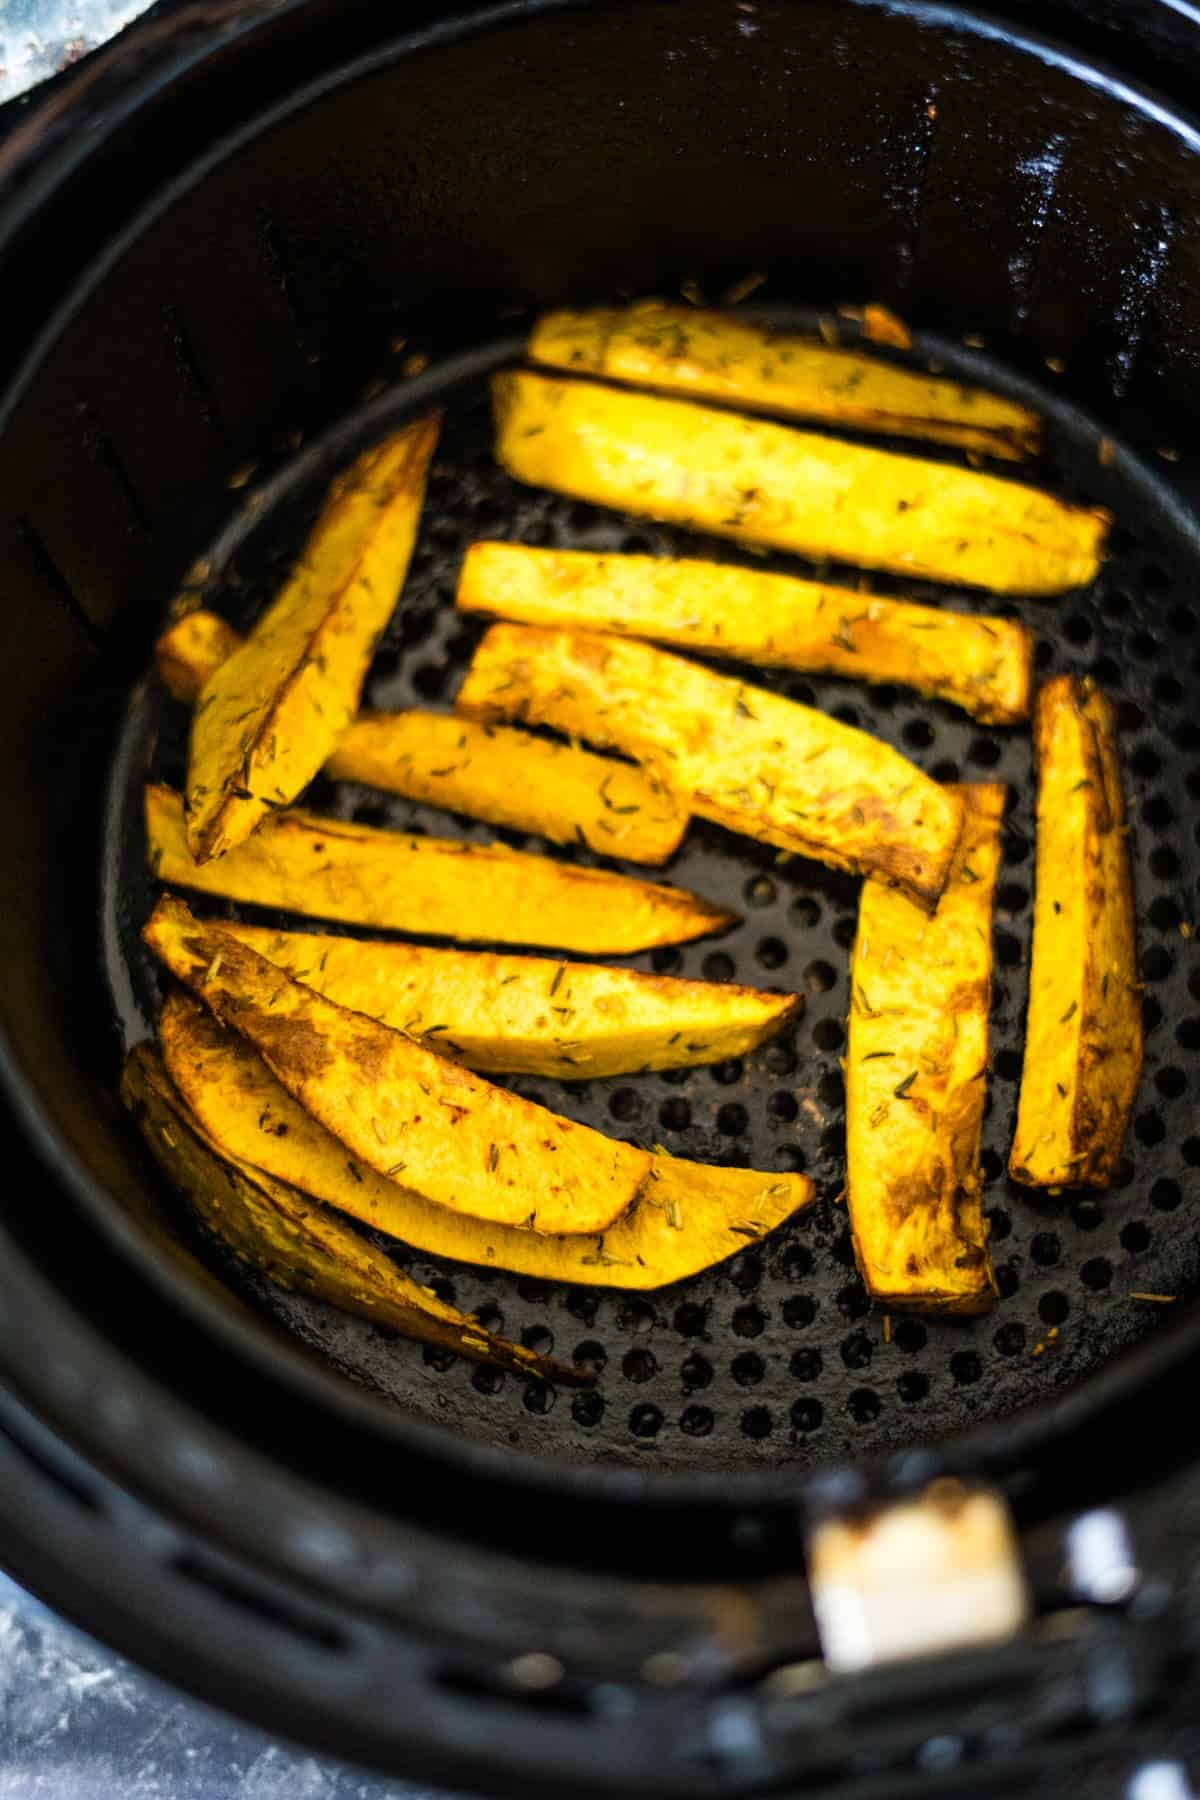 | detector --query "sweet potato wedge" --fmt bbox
[143,897,650,1236]
[147,784,731,954]
[529,302,1040,460]
[157,610,687,864]
[492,372,1107,595]
[214,924,802,1078]
[1009,677,1141,1188]
[186,417,439,862]
[121,1043,579,1381]
[457,543,1033,725]
[456,624,963,912]
[845,784,1005,1314]
[161,994,814,1288]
